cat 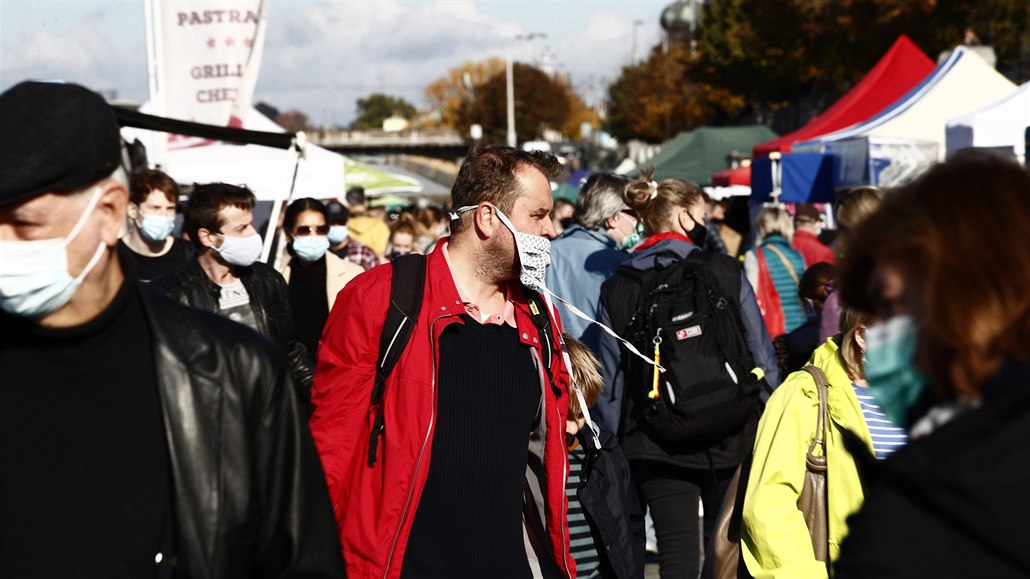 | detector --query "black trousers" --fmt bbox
[633,461,736,579]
